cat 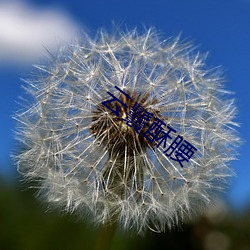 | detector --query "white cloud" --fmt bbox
[0,1,78,65]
